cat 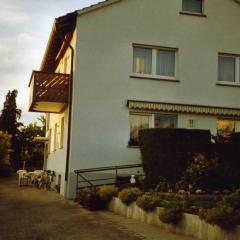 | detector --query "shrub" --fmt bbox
[154,177,170,192]
[118,187,142,205]
[0,131,11,176]
[203,205,239,229]
[79,190,106,211]
[139,128,211,189]
[136,192,162,211]
[223,190,240,209]
[159,206,183,224]
[98,185,118,202]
